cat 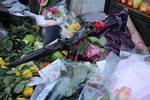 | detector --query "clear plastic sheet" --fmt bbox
[96,51,150,100]
[78,52,120,100]
[110,53,150,100]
